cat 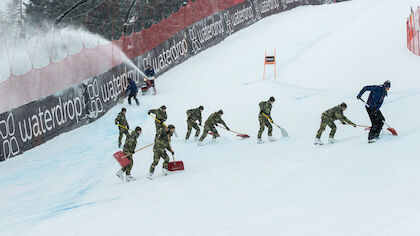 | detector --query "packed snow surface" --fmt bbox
[1,0,420,235]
